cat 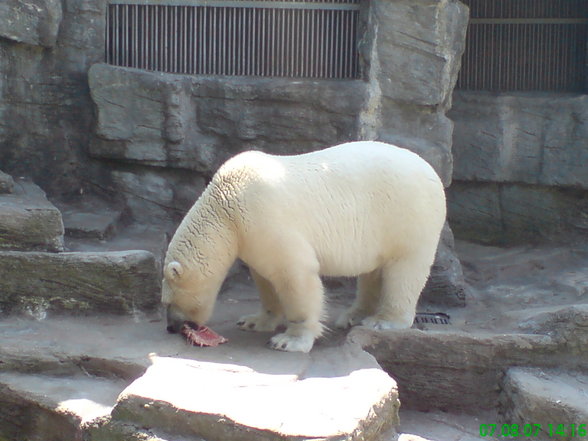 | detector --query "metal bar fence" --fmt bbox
[105,0,360,79]
[457,0,588,92]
